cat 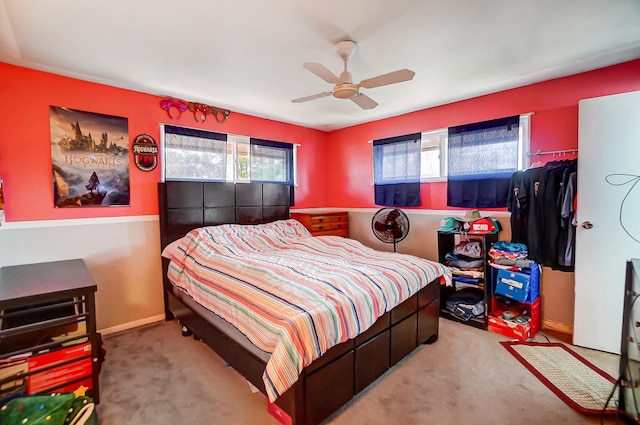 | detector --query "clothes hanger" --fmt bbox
[530,153,544,168]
